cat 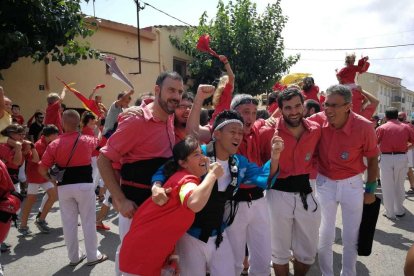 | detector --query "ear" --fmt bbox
[178,159,187,168]
[213,129,221,141]
[154,85,161,97]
